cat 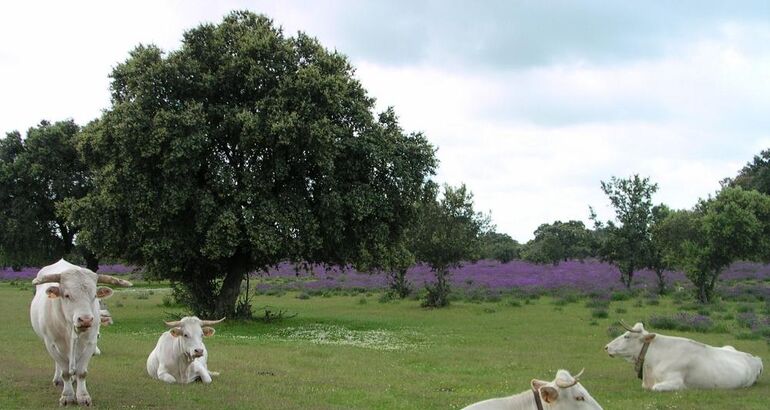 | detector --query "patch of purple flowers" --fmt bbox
[0,262,135,280]
[648,312,714,332]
